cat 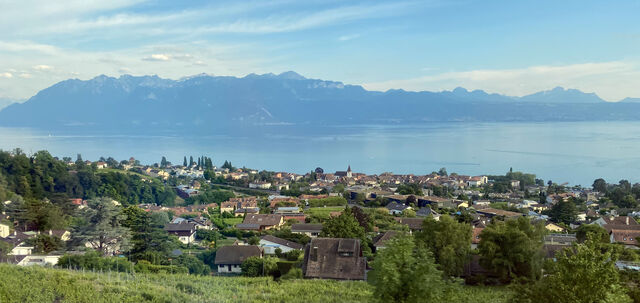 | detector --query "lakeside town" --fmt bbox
[1,150,640,301]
